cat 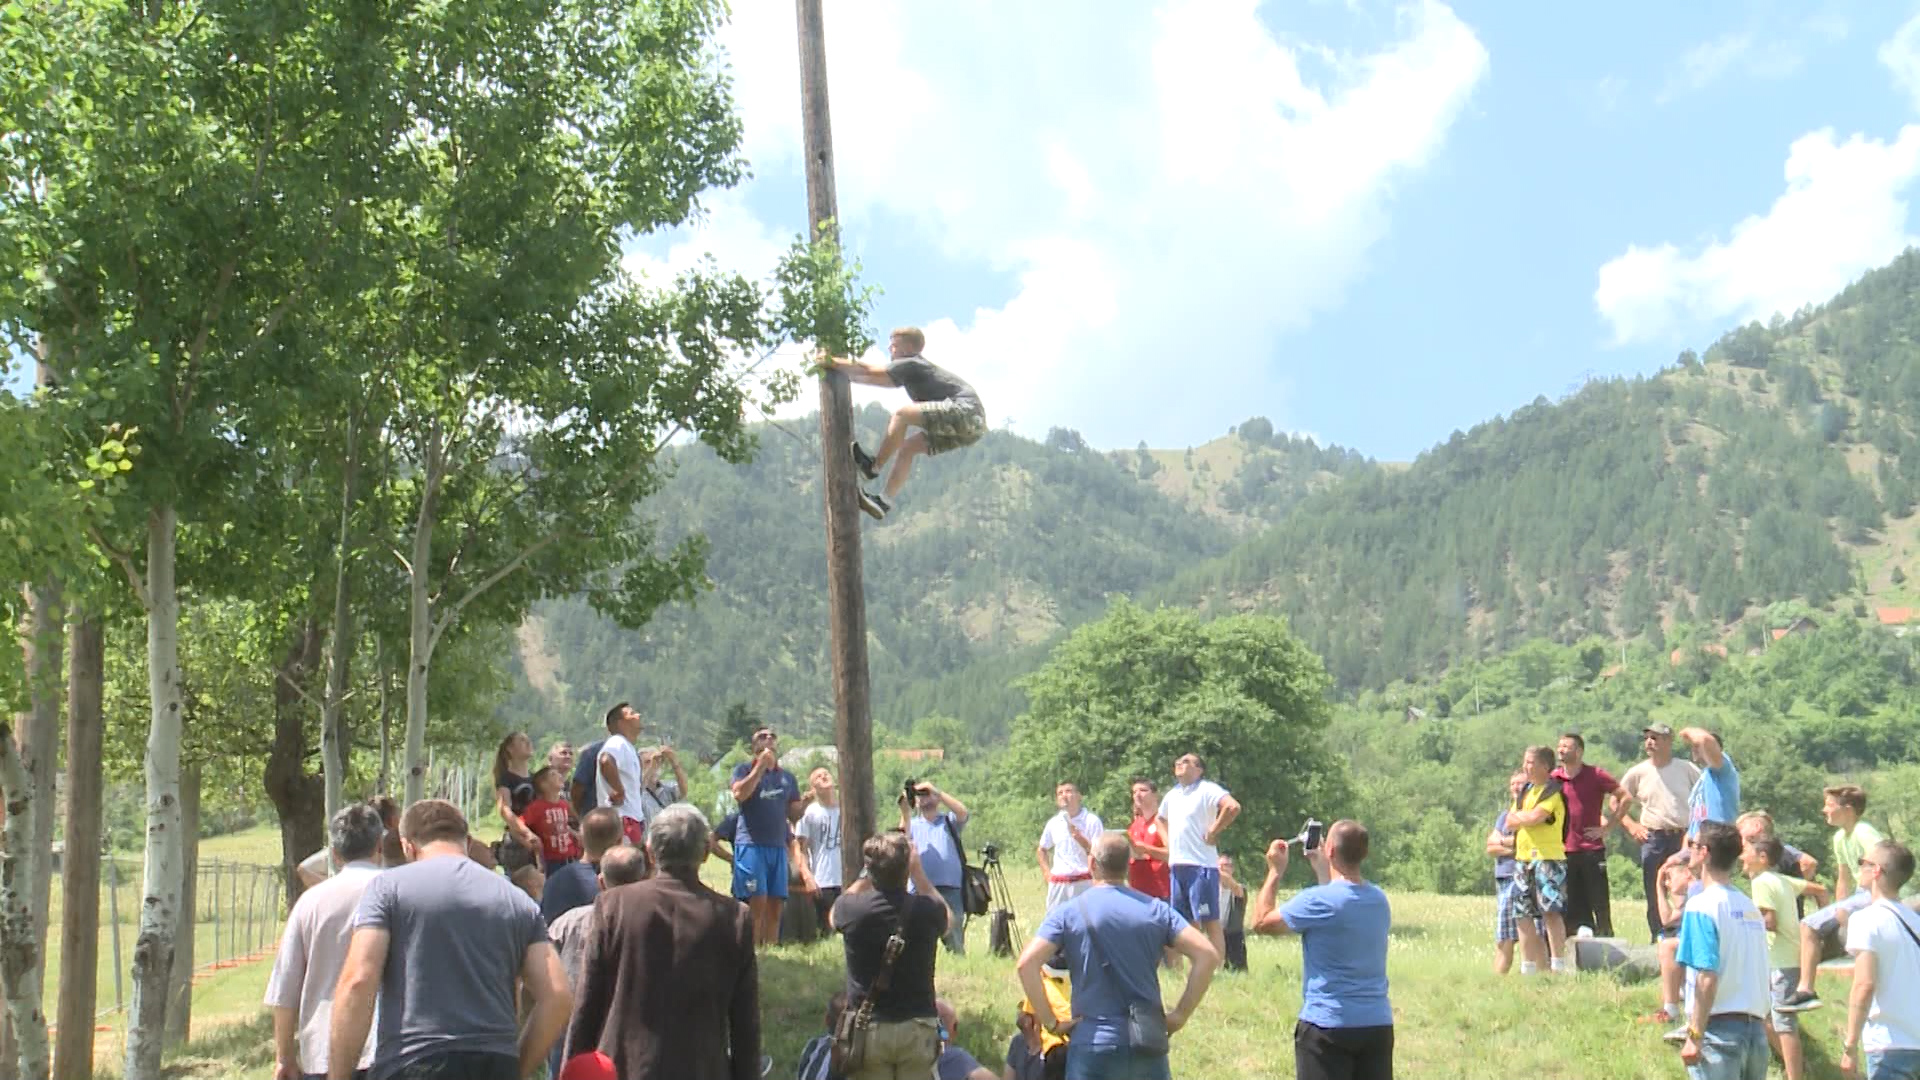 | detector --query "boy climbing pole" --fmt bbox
[815,326,986,520]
